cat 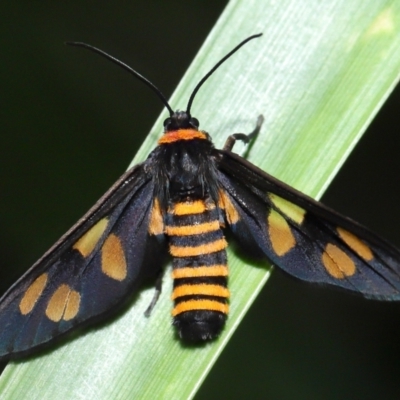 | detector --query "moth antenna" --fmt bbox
[66,41,174,117]
[186,33,262,115]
